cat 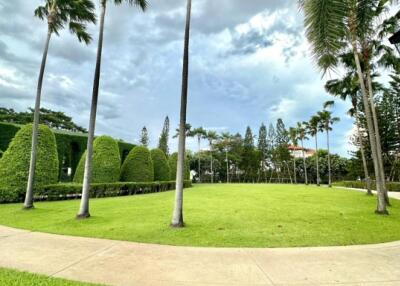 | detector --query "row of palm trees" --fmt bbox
[289,101,340,187]
[300,0,399,215]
